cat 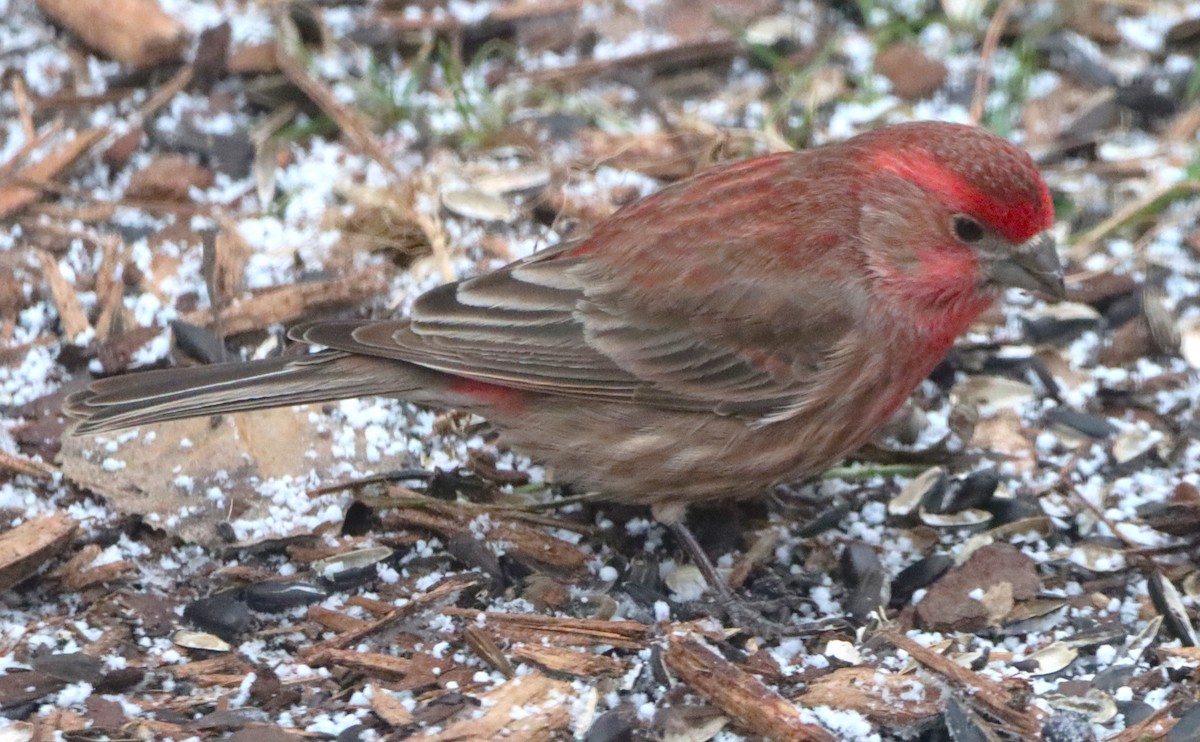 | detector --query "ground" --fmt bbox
[2,0,1200,740]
